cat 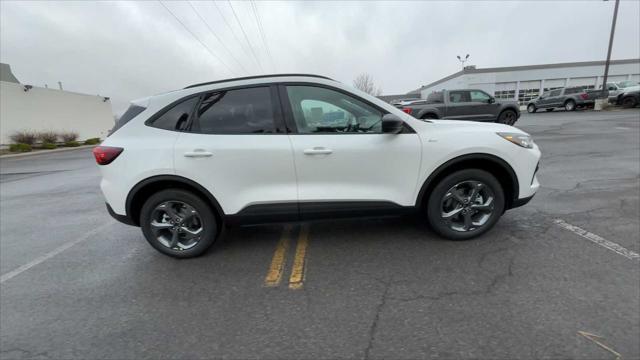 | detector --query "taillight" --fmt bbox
[92,146,123,165]
[402,108,412,114]
[580,93,589,100]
